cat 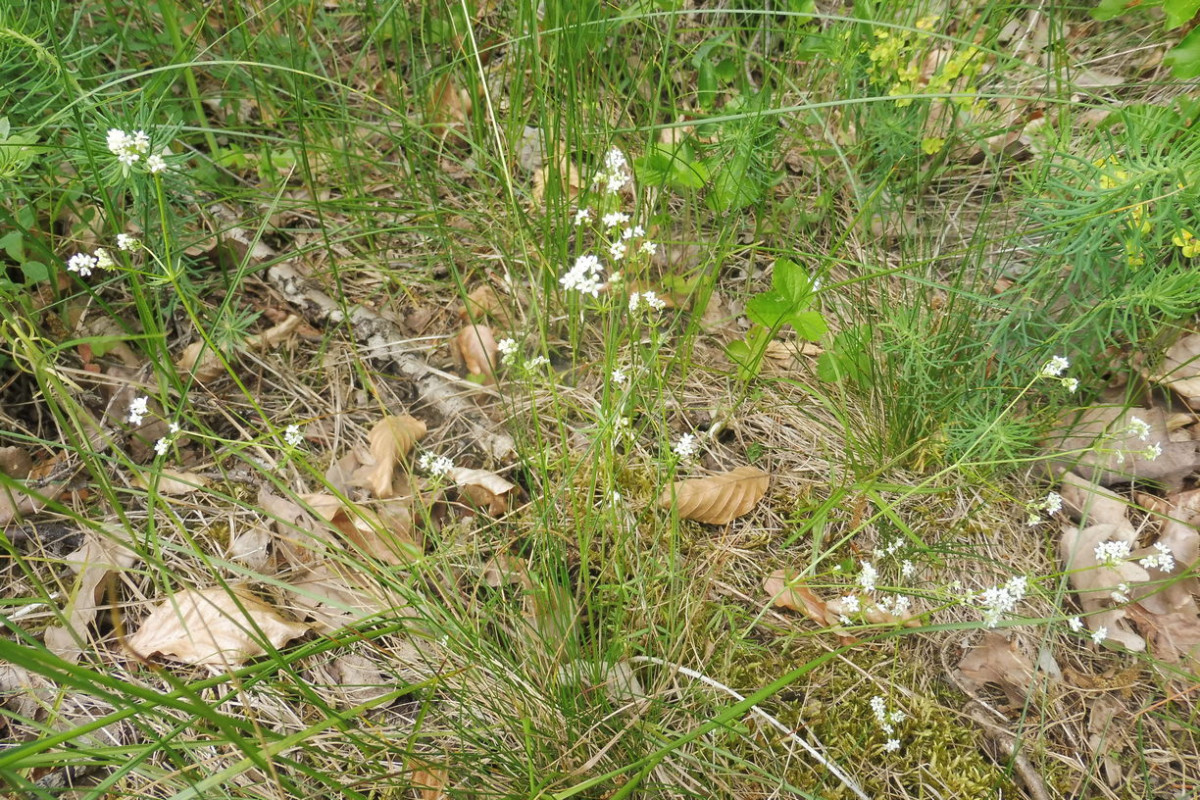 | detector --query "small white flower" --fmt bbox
[127,396,149,425]
[639,241,658,256]
[1094,539,1132,567]
[167,422,181,435]
[857,561,878,594]
[573,208,591,226]
[418,452,455,477]
[1091,626,1108,645]
[130,130,150,153]
[602,212,630,228]
[1139,541,1176,572]
[116,233,139,251]
[1125,416,1152,441]
[869,696,887,722]
[1062,377,1079,393]
[1026,512,1043,527]
[1141,442,1163,462]
[841,594,861,613]
[622,225,645,240]
[283,424,304,448]
[67,253,98,276]
[1111,583,1130,604]
[94,248,115,270]
[1040,356,1070,378]
[526,355,550,369]
[642,290,666,311]
[889,709,906,724]
[559,254,605,297]
[609,240,627,261]
[1068,616,1084,632]
[1044,491,1063,515]
[603,148,627,172]
[673,433,699,459]
[883,738,901,753]
[900,560,915,579]
[154,437,171,456]
[497,337,520,366]
[611,367,628,385]
[146,153,168,174]
[811,278,824,292]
